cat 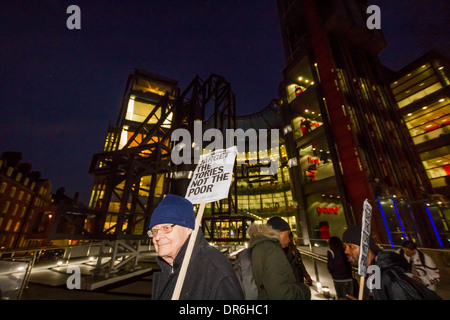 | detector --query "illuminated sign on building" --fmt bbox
[307,156,320,164]
[316,206,338,216]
